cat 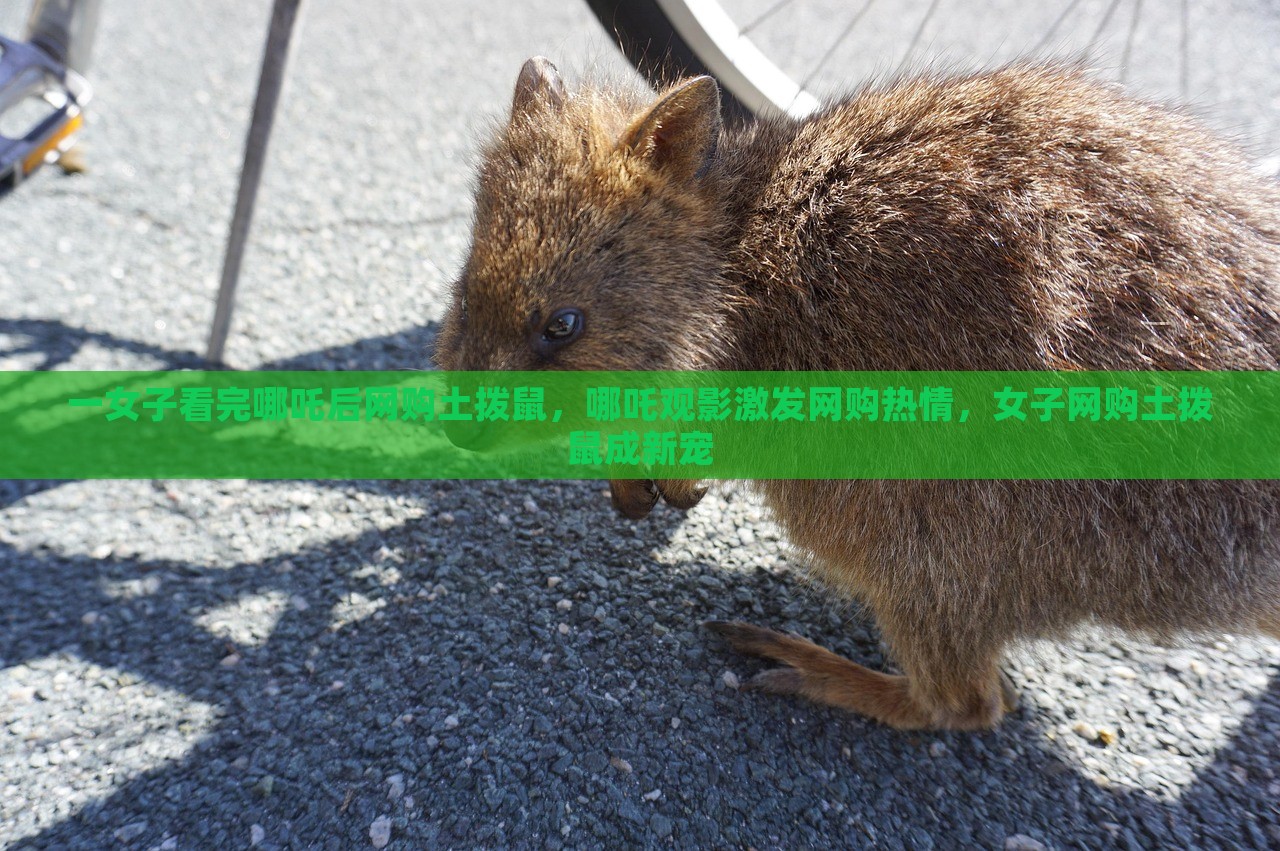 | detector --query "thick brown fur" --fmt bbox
[435,59,1280,731]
